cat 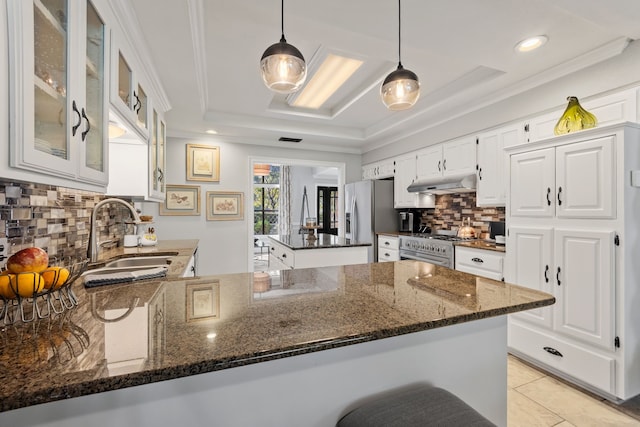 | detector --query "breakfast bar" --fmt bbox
[0,257,553,427]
